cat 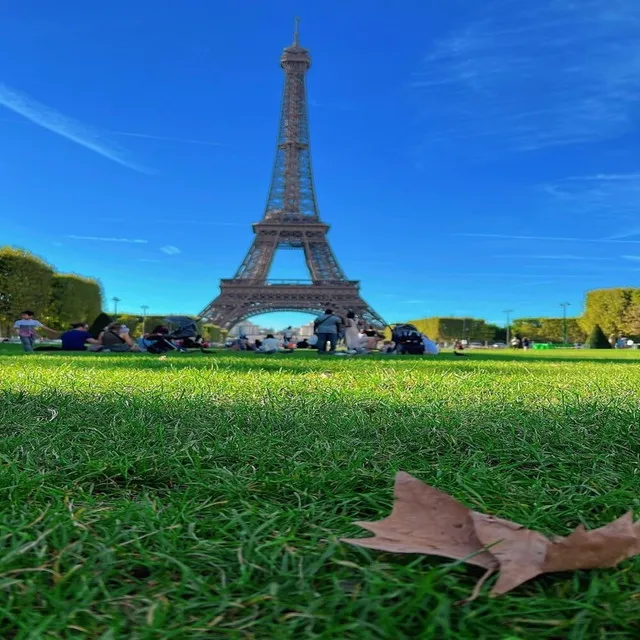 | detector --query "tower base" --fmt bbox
[199,279,386,330]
